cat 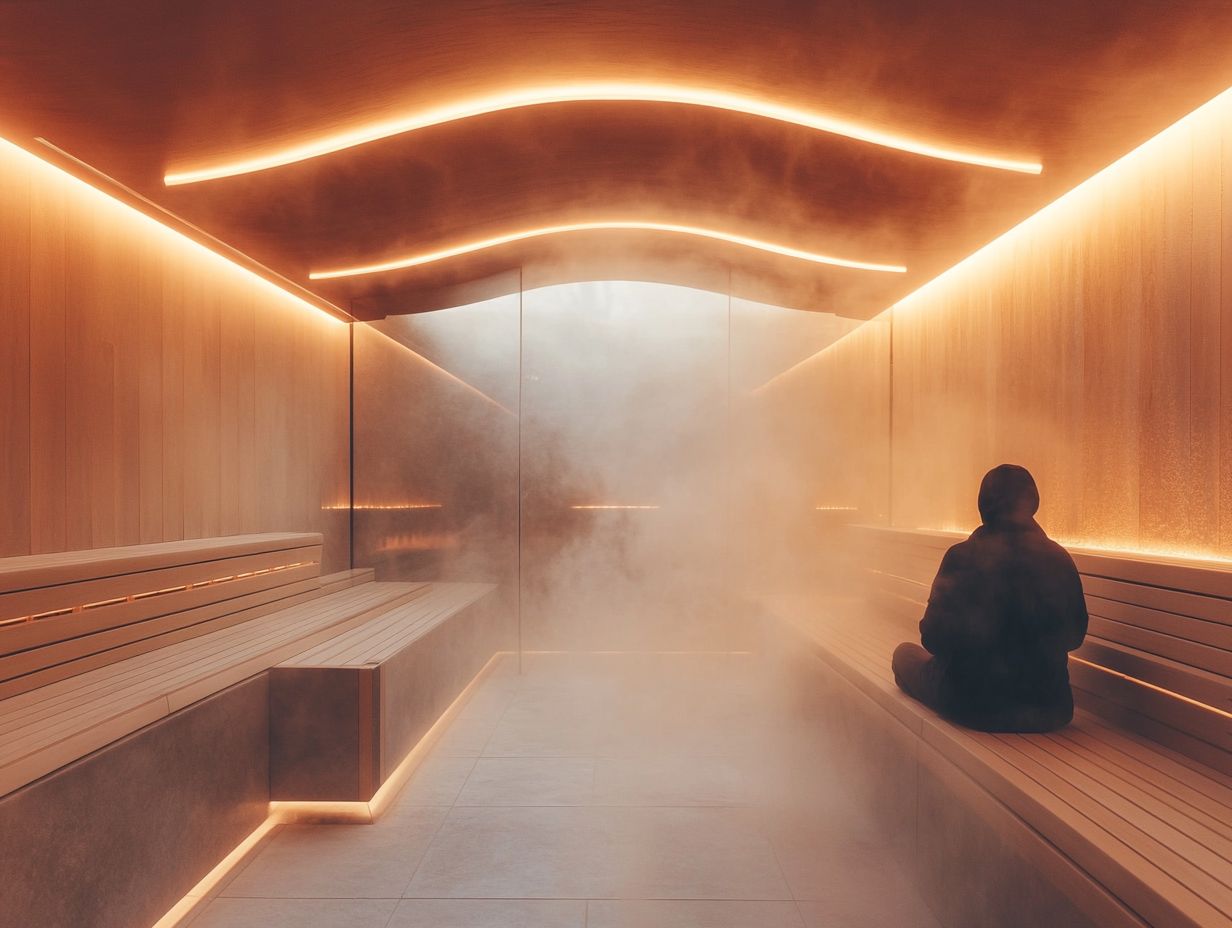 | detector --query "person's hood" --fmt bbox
[977,464,1040,528]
